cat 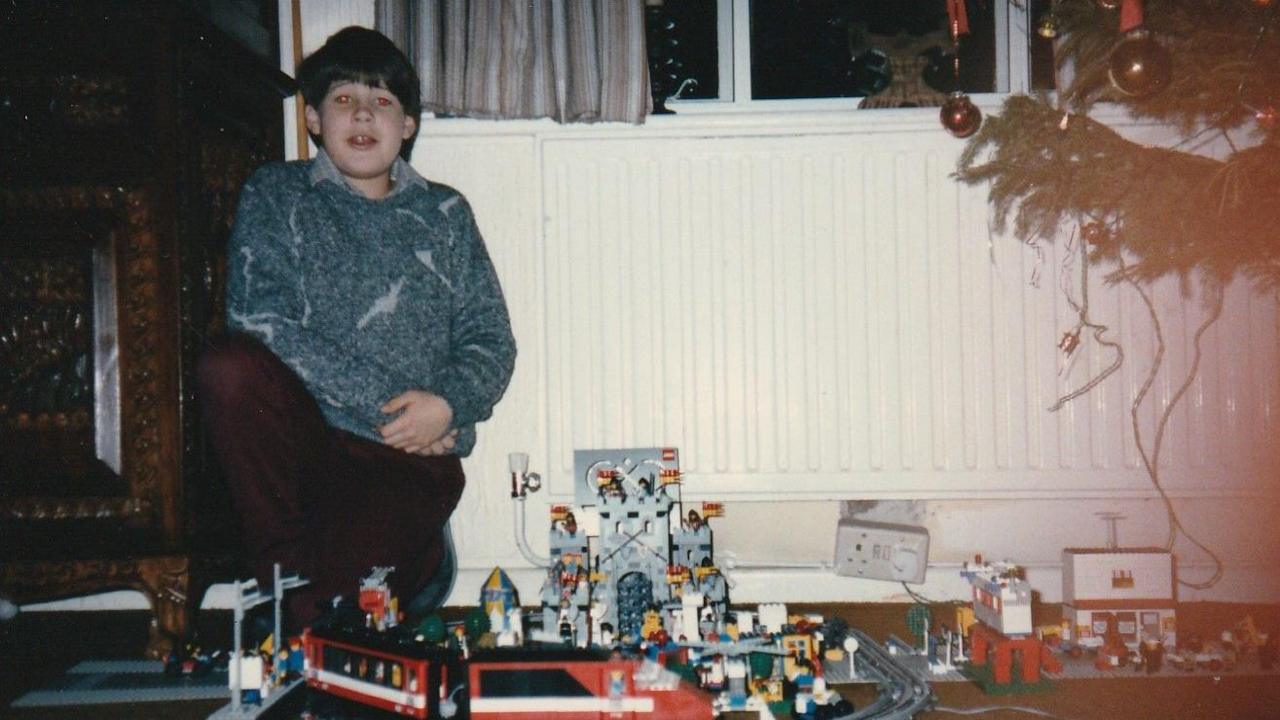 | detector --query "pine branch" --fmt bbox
[954,1,1280,292]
